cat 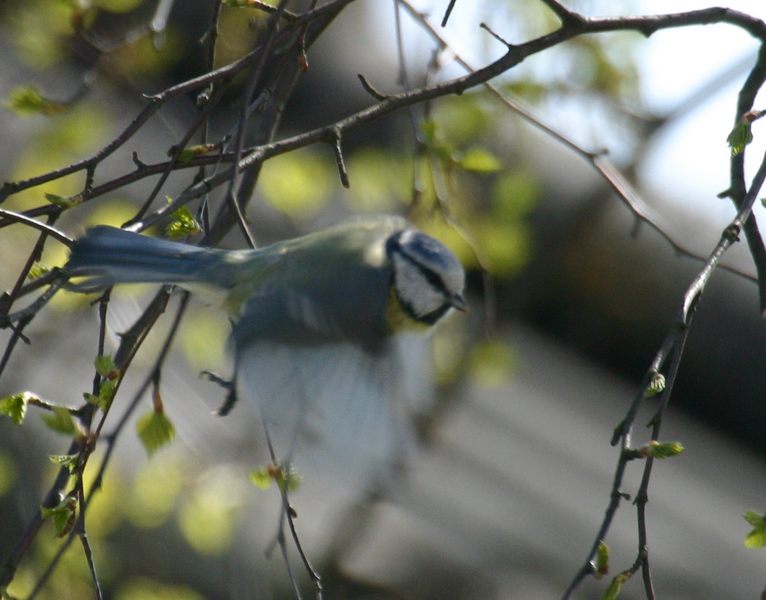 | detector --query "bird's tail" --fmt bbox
[66,226,229,293]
